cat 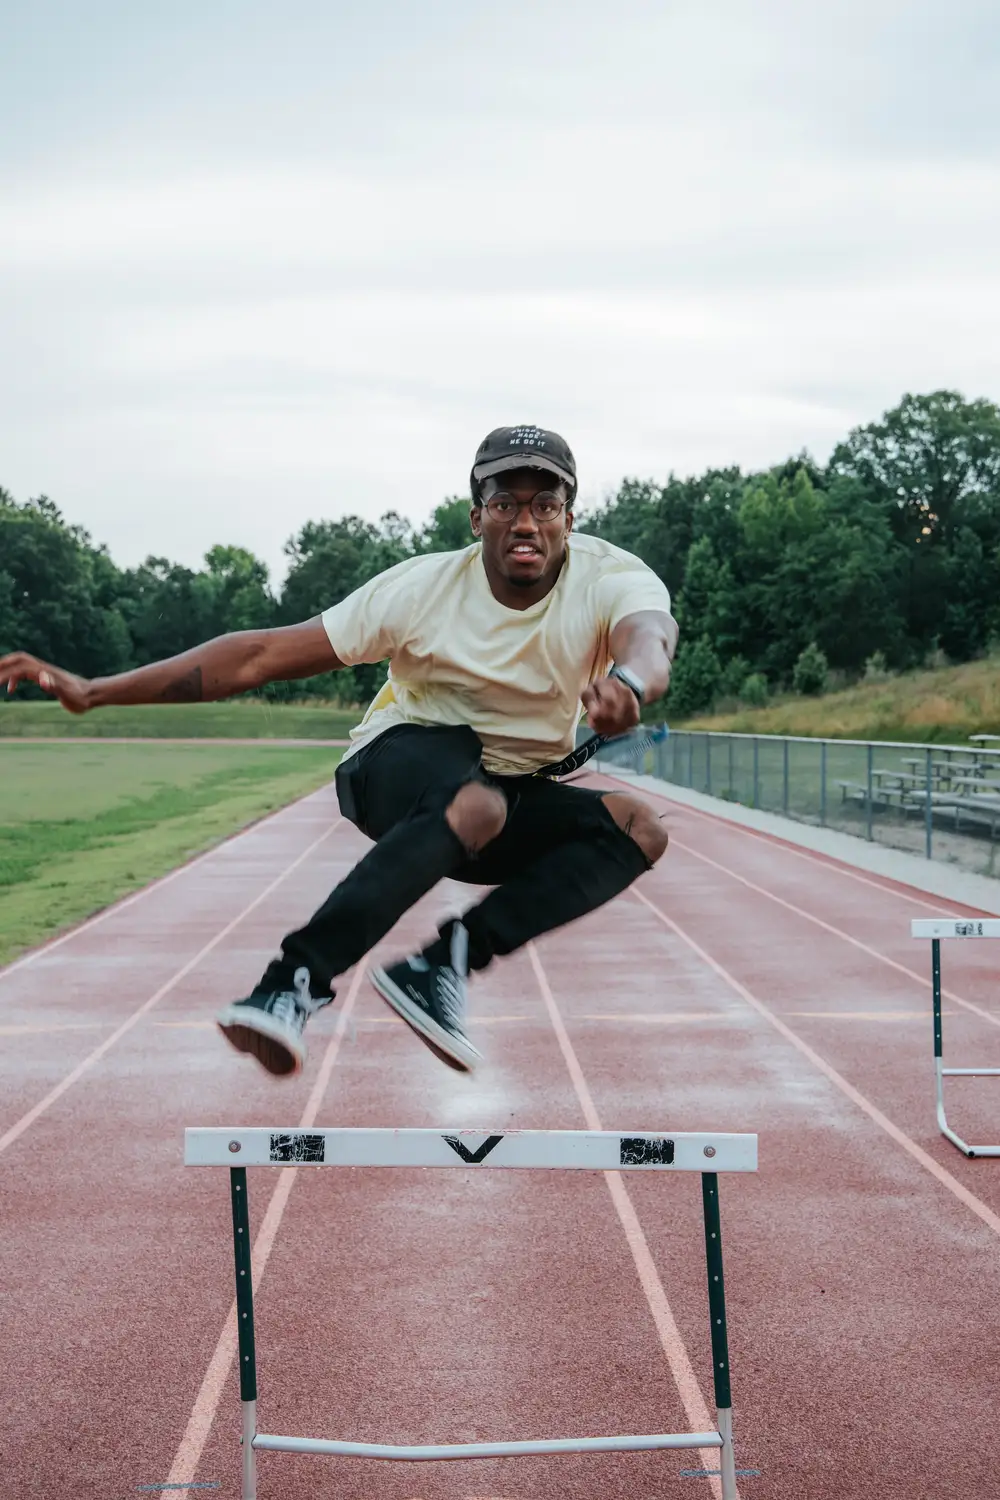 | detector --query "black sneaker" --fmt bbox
[369,922,481,1073]
[216,967,332,1076]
